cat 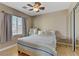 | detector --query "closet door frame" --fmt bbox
[73,2,79,52]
